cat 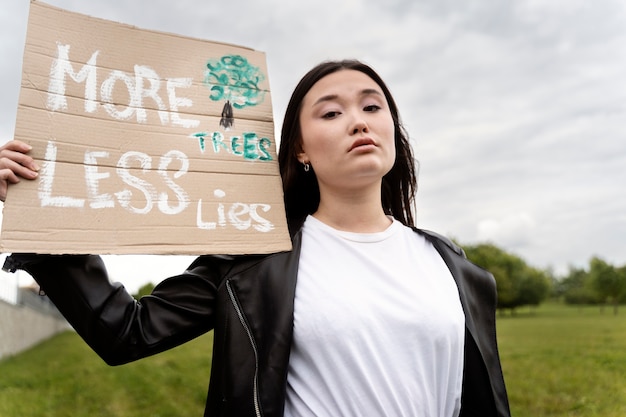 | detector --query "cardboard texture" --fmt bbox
[0,1,292,255]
